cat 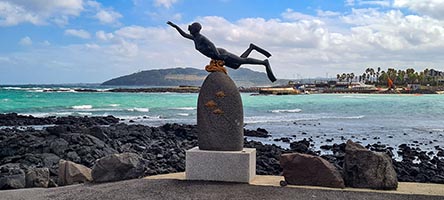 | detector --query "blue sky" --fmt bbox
[1,0,444,84]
